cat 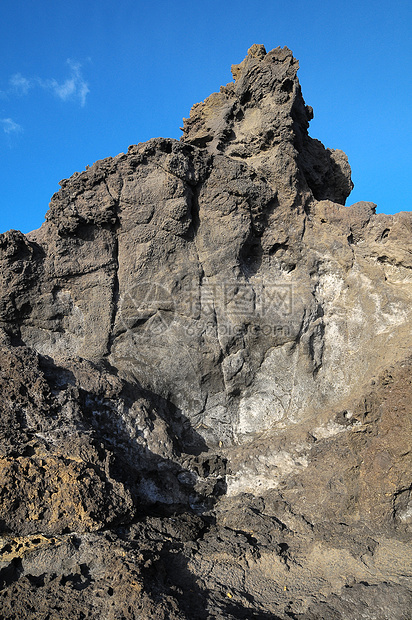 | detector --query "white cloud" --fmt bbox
[1,118,23,134]
[10,73,33,95]
[3,60,90,107]
[41,60,89,107]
